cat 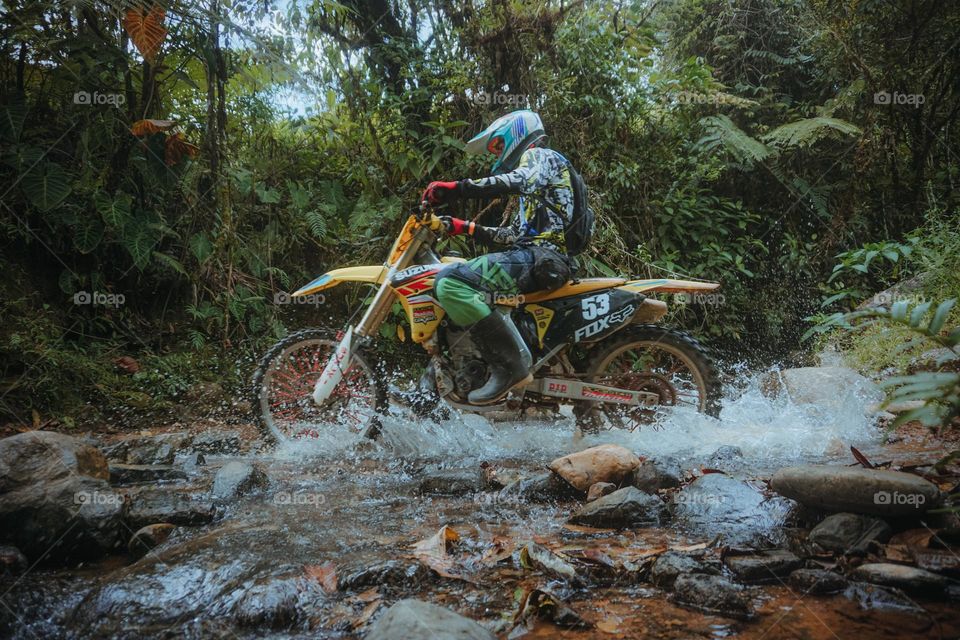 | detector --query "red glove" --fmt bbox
[439,216,476,236]
[422,181,460,205]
